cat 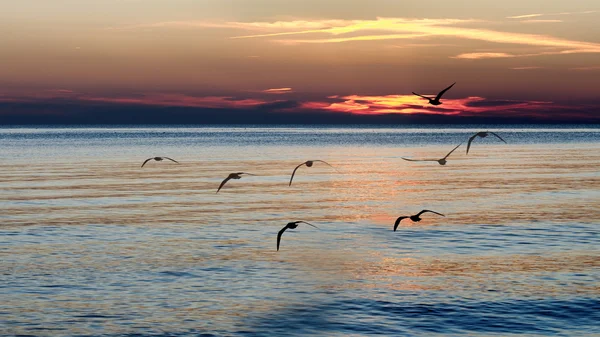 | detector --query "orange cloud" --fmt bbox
[309,94,478,115]
[453,52,515,59]
[276,33,429,44]
[223,17,600,58]
[116,16,600,60]
[506,10,596,19]
[507,14,545,19]
[452,48,600,59]
[115,19,356,31]
[230,18,477,39]
[261,88,293,94]
[299,94,559,117]
[521,19,563,23]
